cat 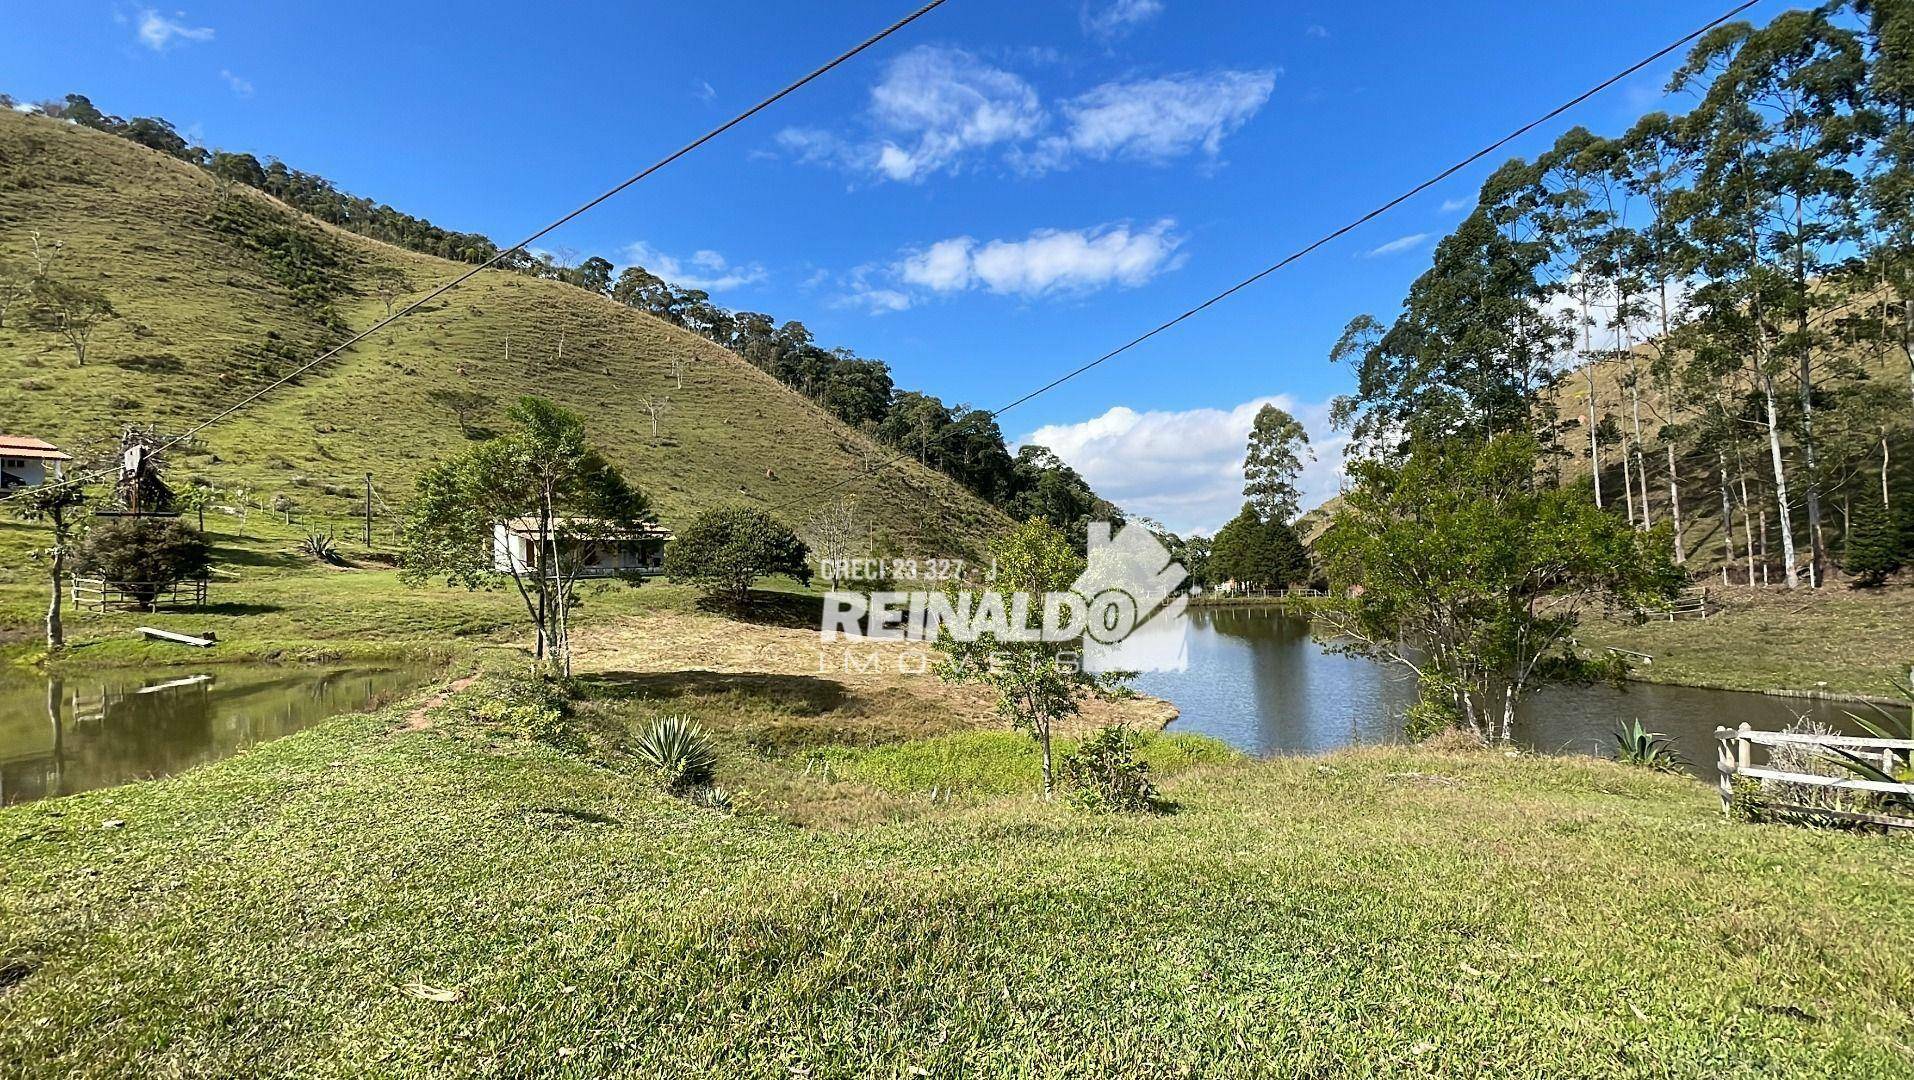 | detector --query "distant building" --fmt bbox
[492,517,672,578]
[0,436,71,489]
